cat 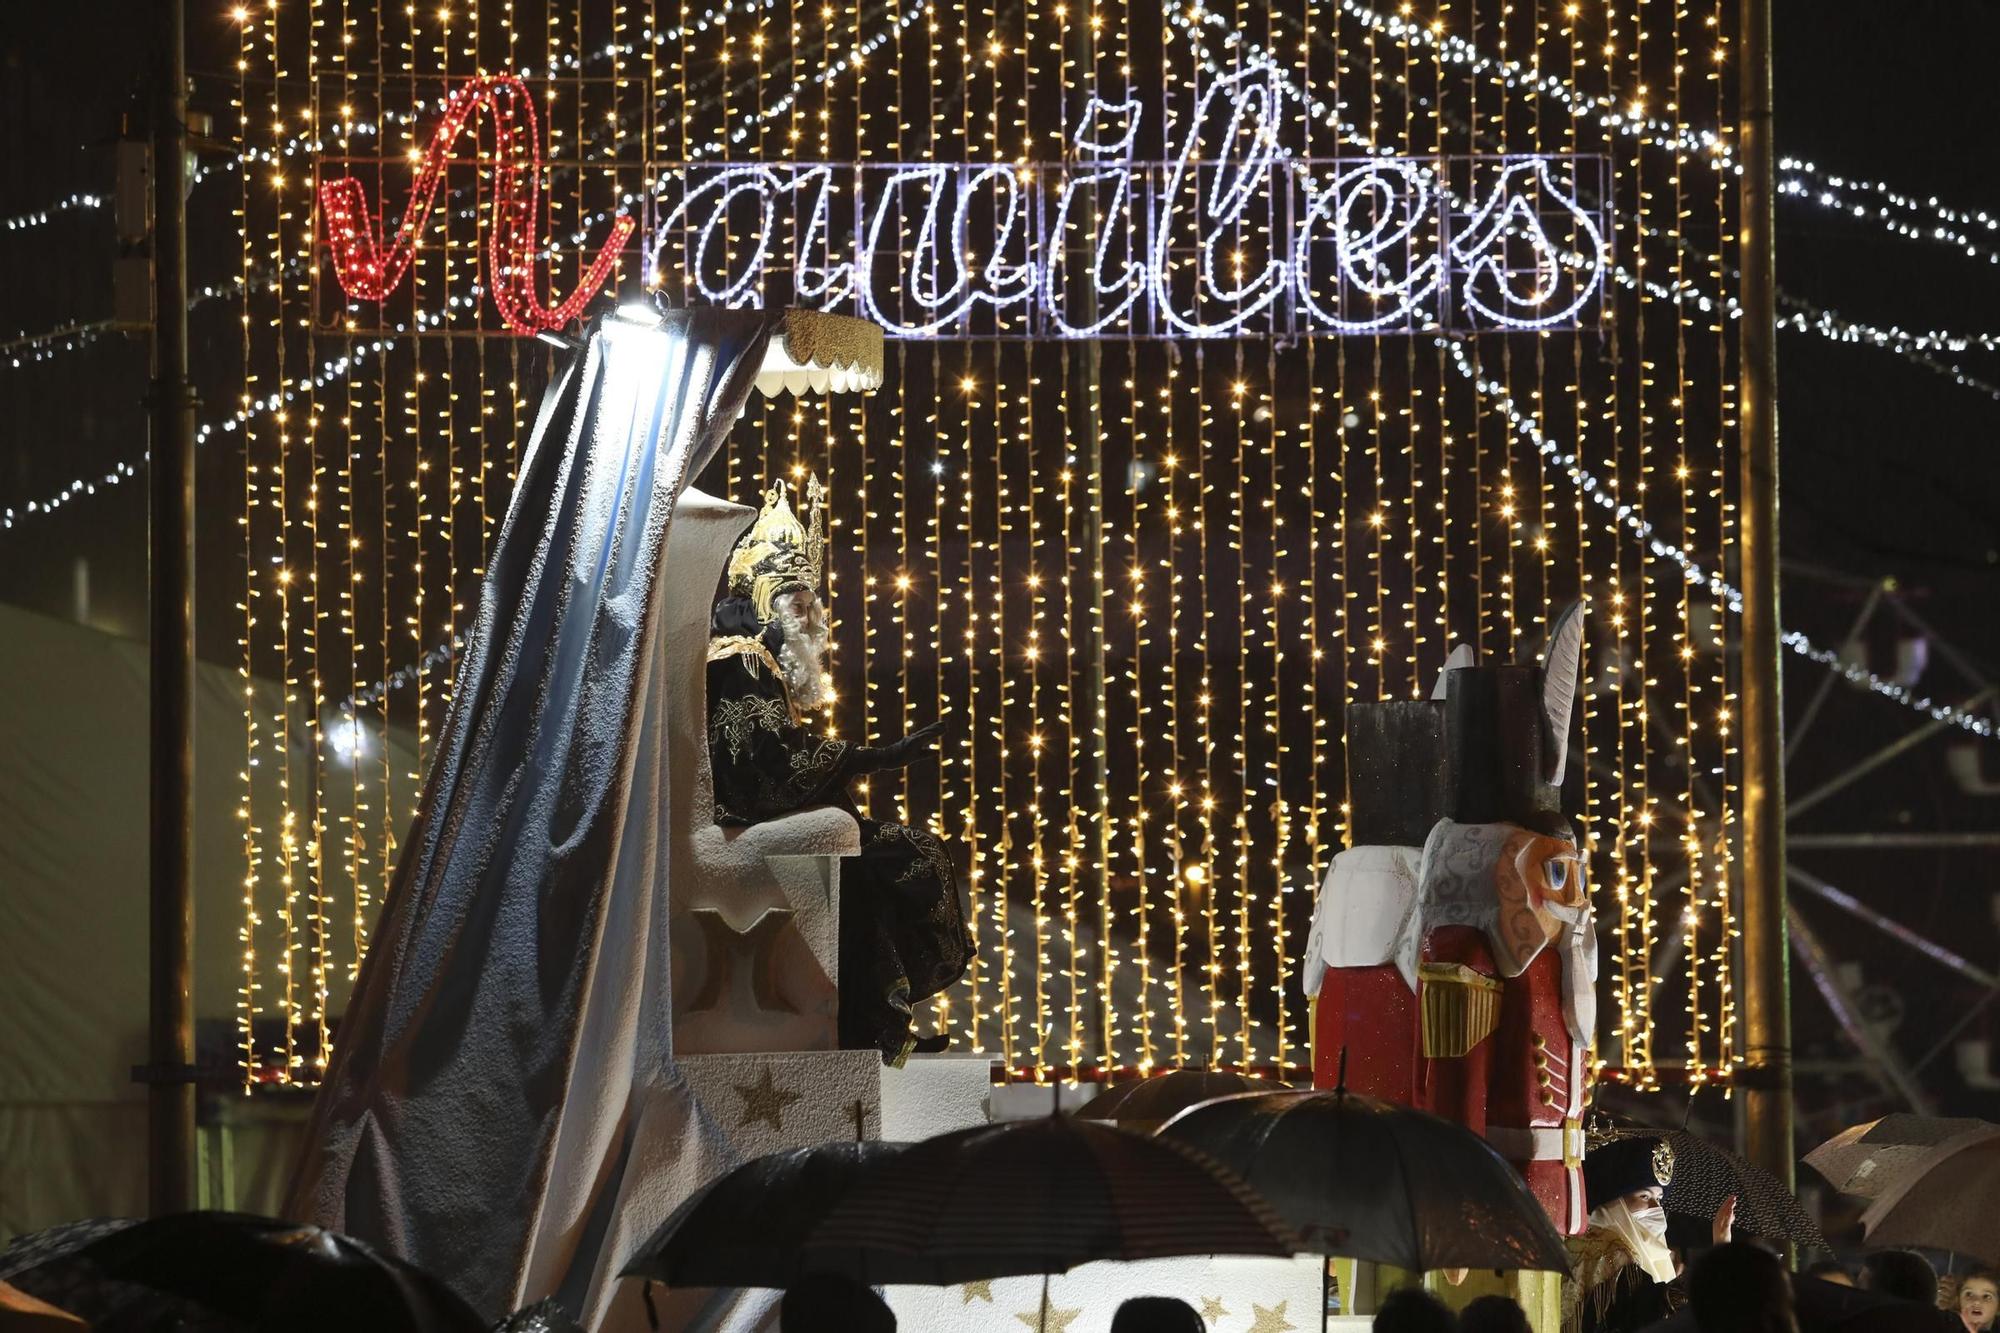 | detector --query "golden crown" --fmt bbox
[726,475,827,622]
